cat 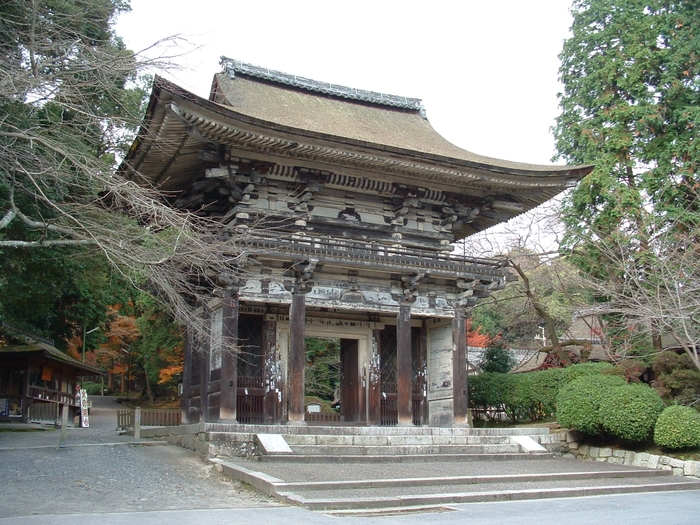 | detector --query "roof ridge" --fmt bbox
[220,56,423,111]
